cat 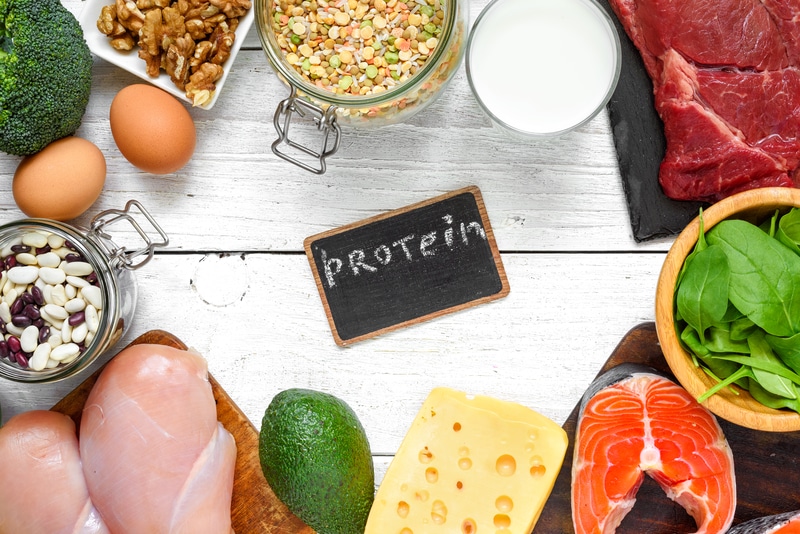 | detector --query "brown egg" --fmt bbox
[13,136,106,221]
[110,84,196,174]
